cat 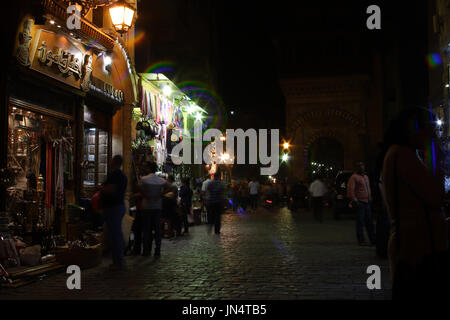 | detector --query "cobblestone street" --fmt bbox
[0,207,392,300]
